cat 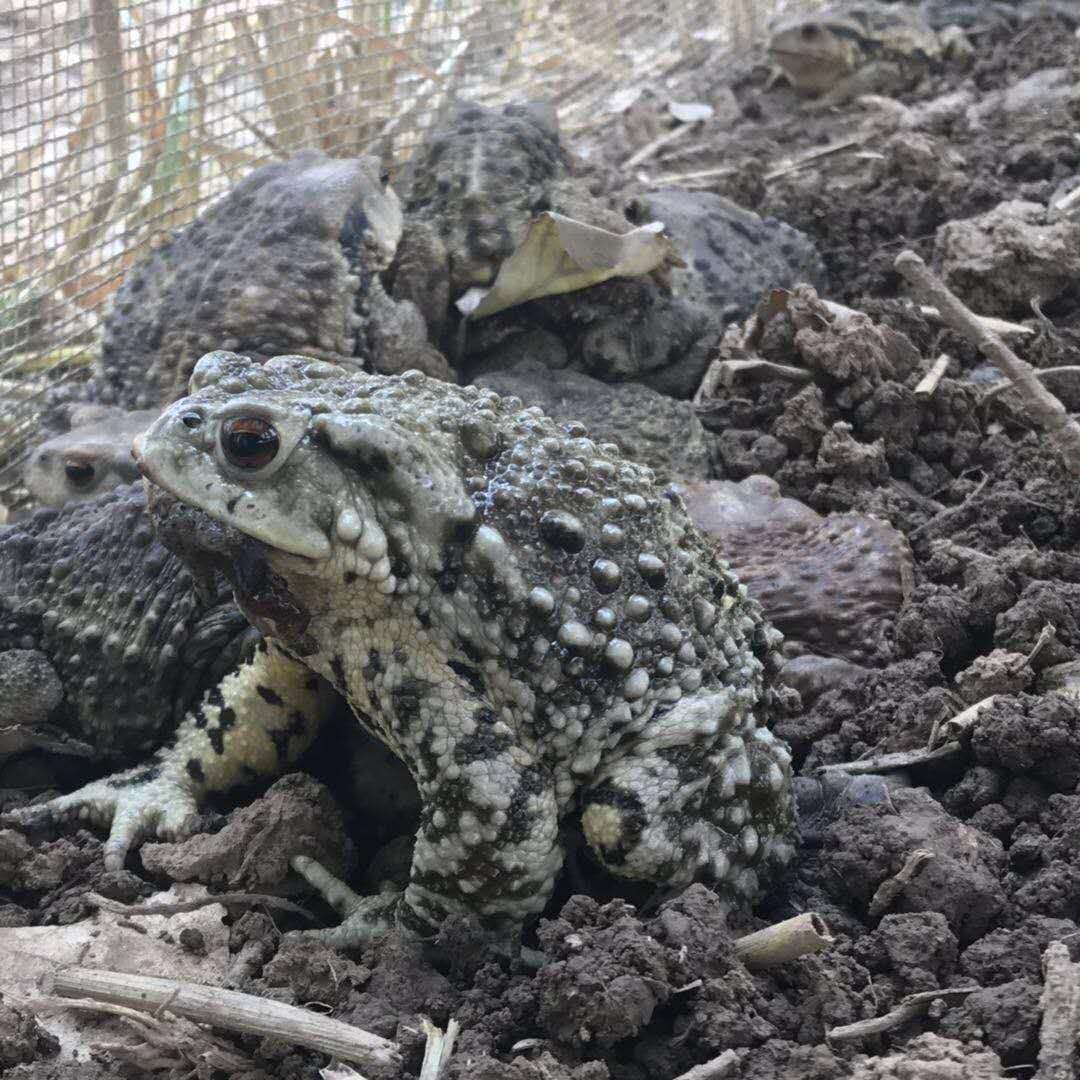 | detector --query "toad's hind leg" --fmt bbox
[581,694,795,904]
